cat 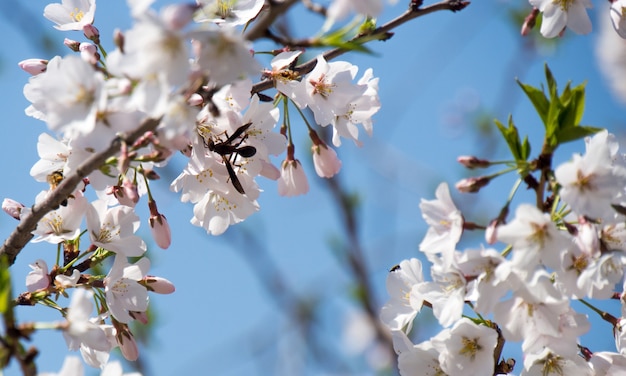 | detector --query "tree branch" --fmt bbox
[244,0,301,41]
[0,117,162,265]
[251,0,470,94]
